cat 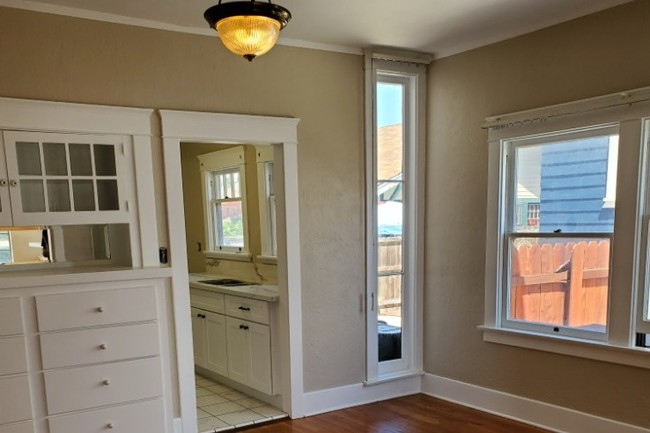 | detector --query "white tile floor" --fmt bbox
[195,375,287,432]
